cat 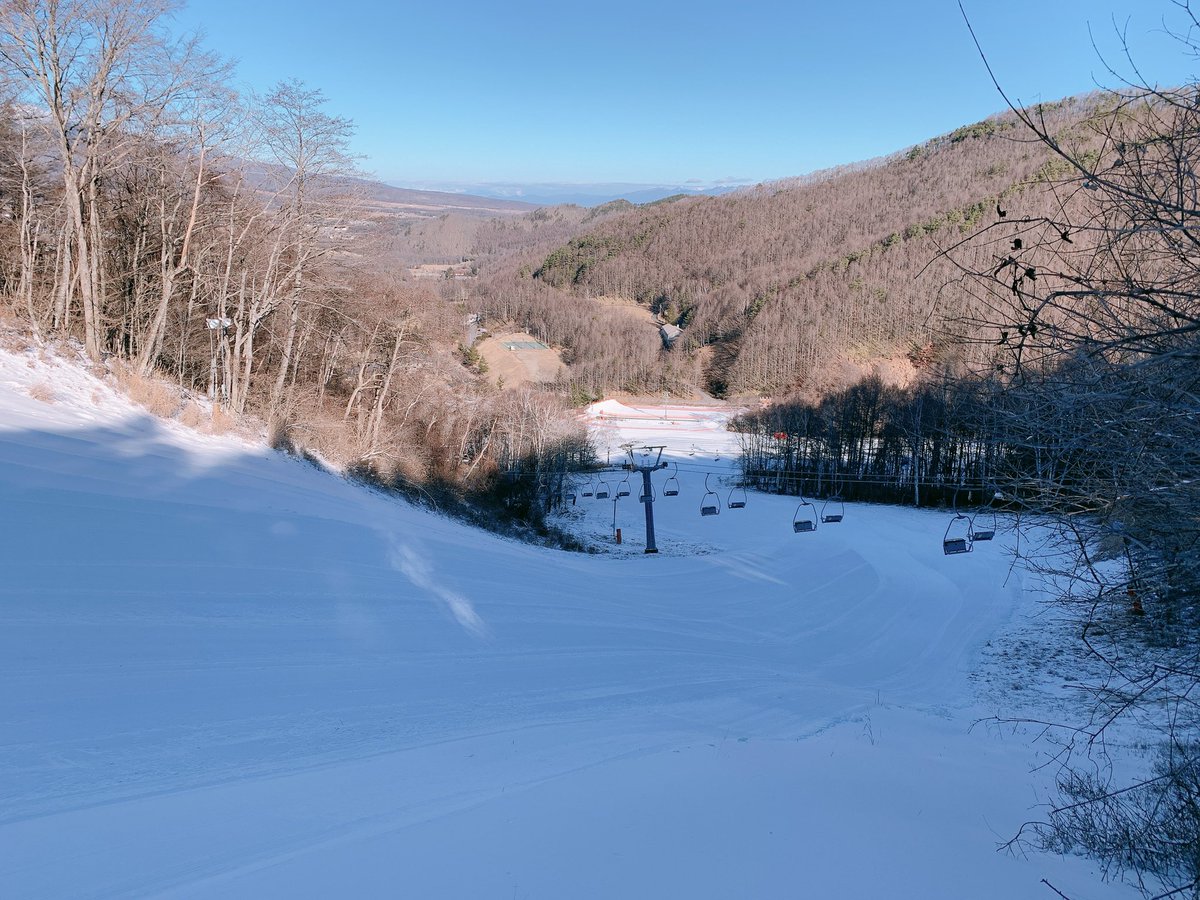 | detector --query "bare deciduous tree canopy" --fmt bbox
[471,97,1106,399]
[0,0,591,543]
